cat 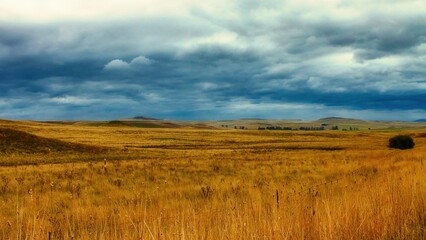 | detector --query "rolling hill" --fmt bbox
[0,128,106,154]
